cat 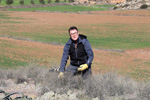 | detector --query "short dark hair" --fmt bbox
[68,26,78,33]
